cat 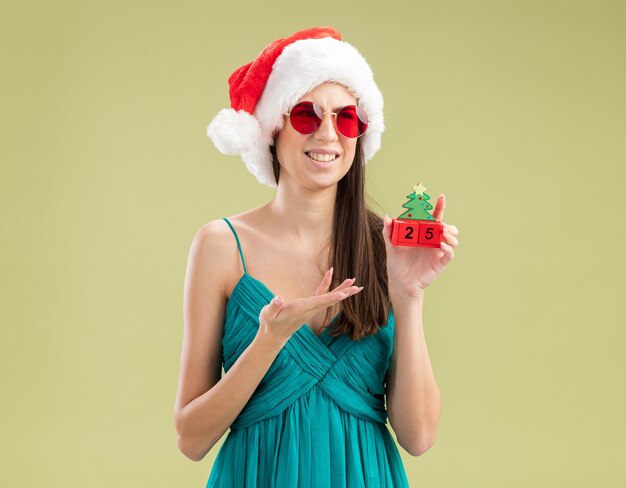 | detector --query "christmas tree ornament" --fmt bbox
[390,182,444,247]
